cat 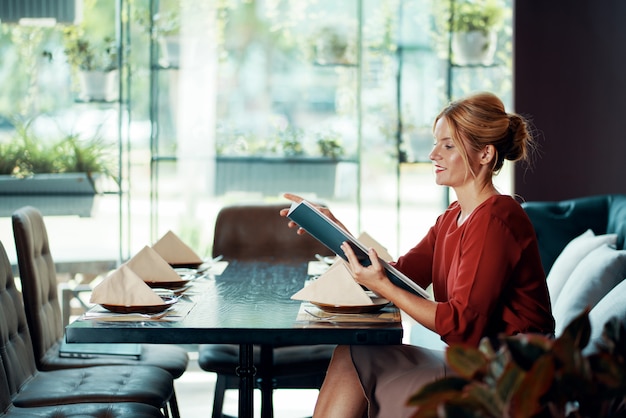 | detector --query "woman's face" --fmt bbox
[429,117,473,188]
